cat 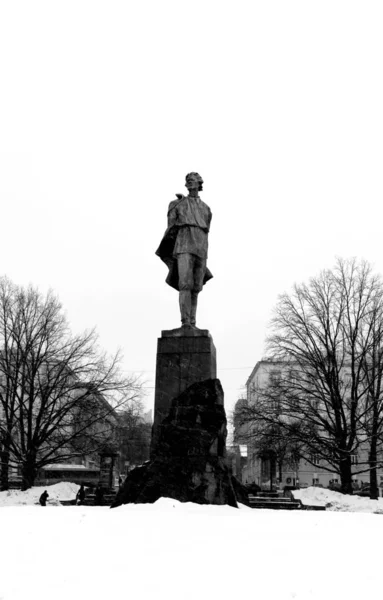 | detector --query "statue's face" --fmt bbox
[186,175,204,192]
